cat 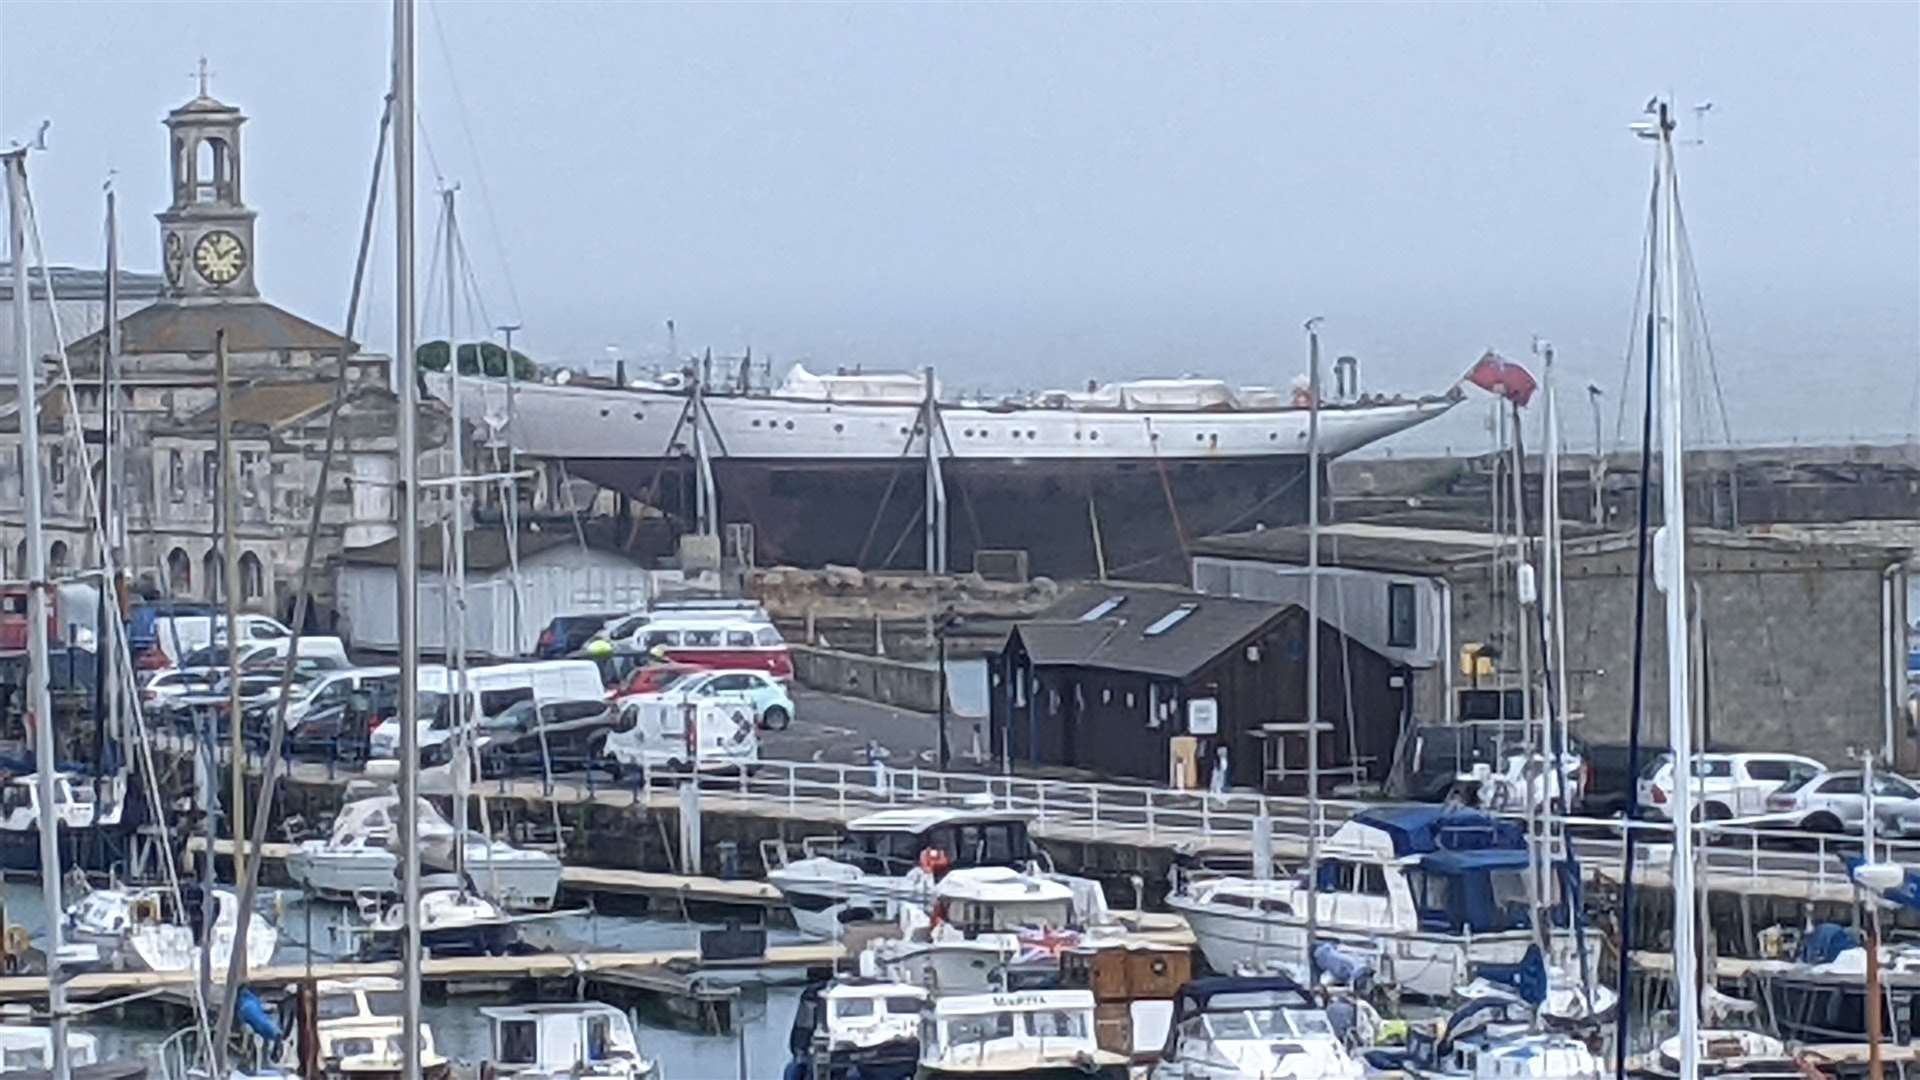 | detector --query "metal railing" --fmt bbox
[142,722,1920,898]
